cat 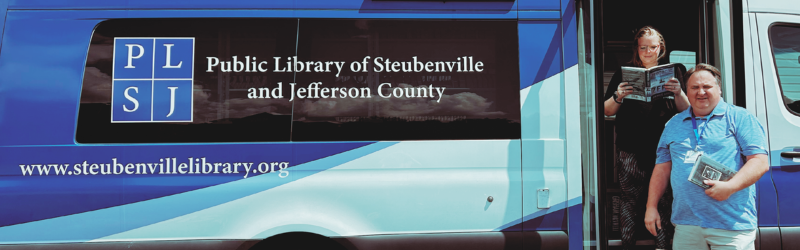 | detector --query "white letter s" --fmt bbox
[123,87,139,112]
